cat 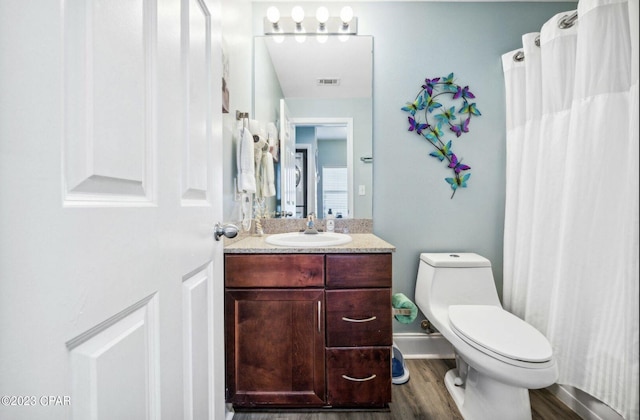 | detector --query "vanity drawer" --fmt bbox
[326,347,391,406]
[326,254,392,289]
[225,254,324,288]
[325,289,392,347]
